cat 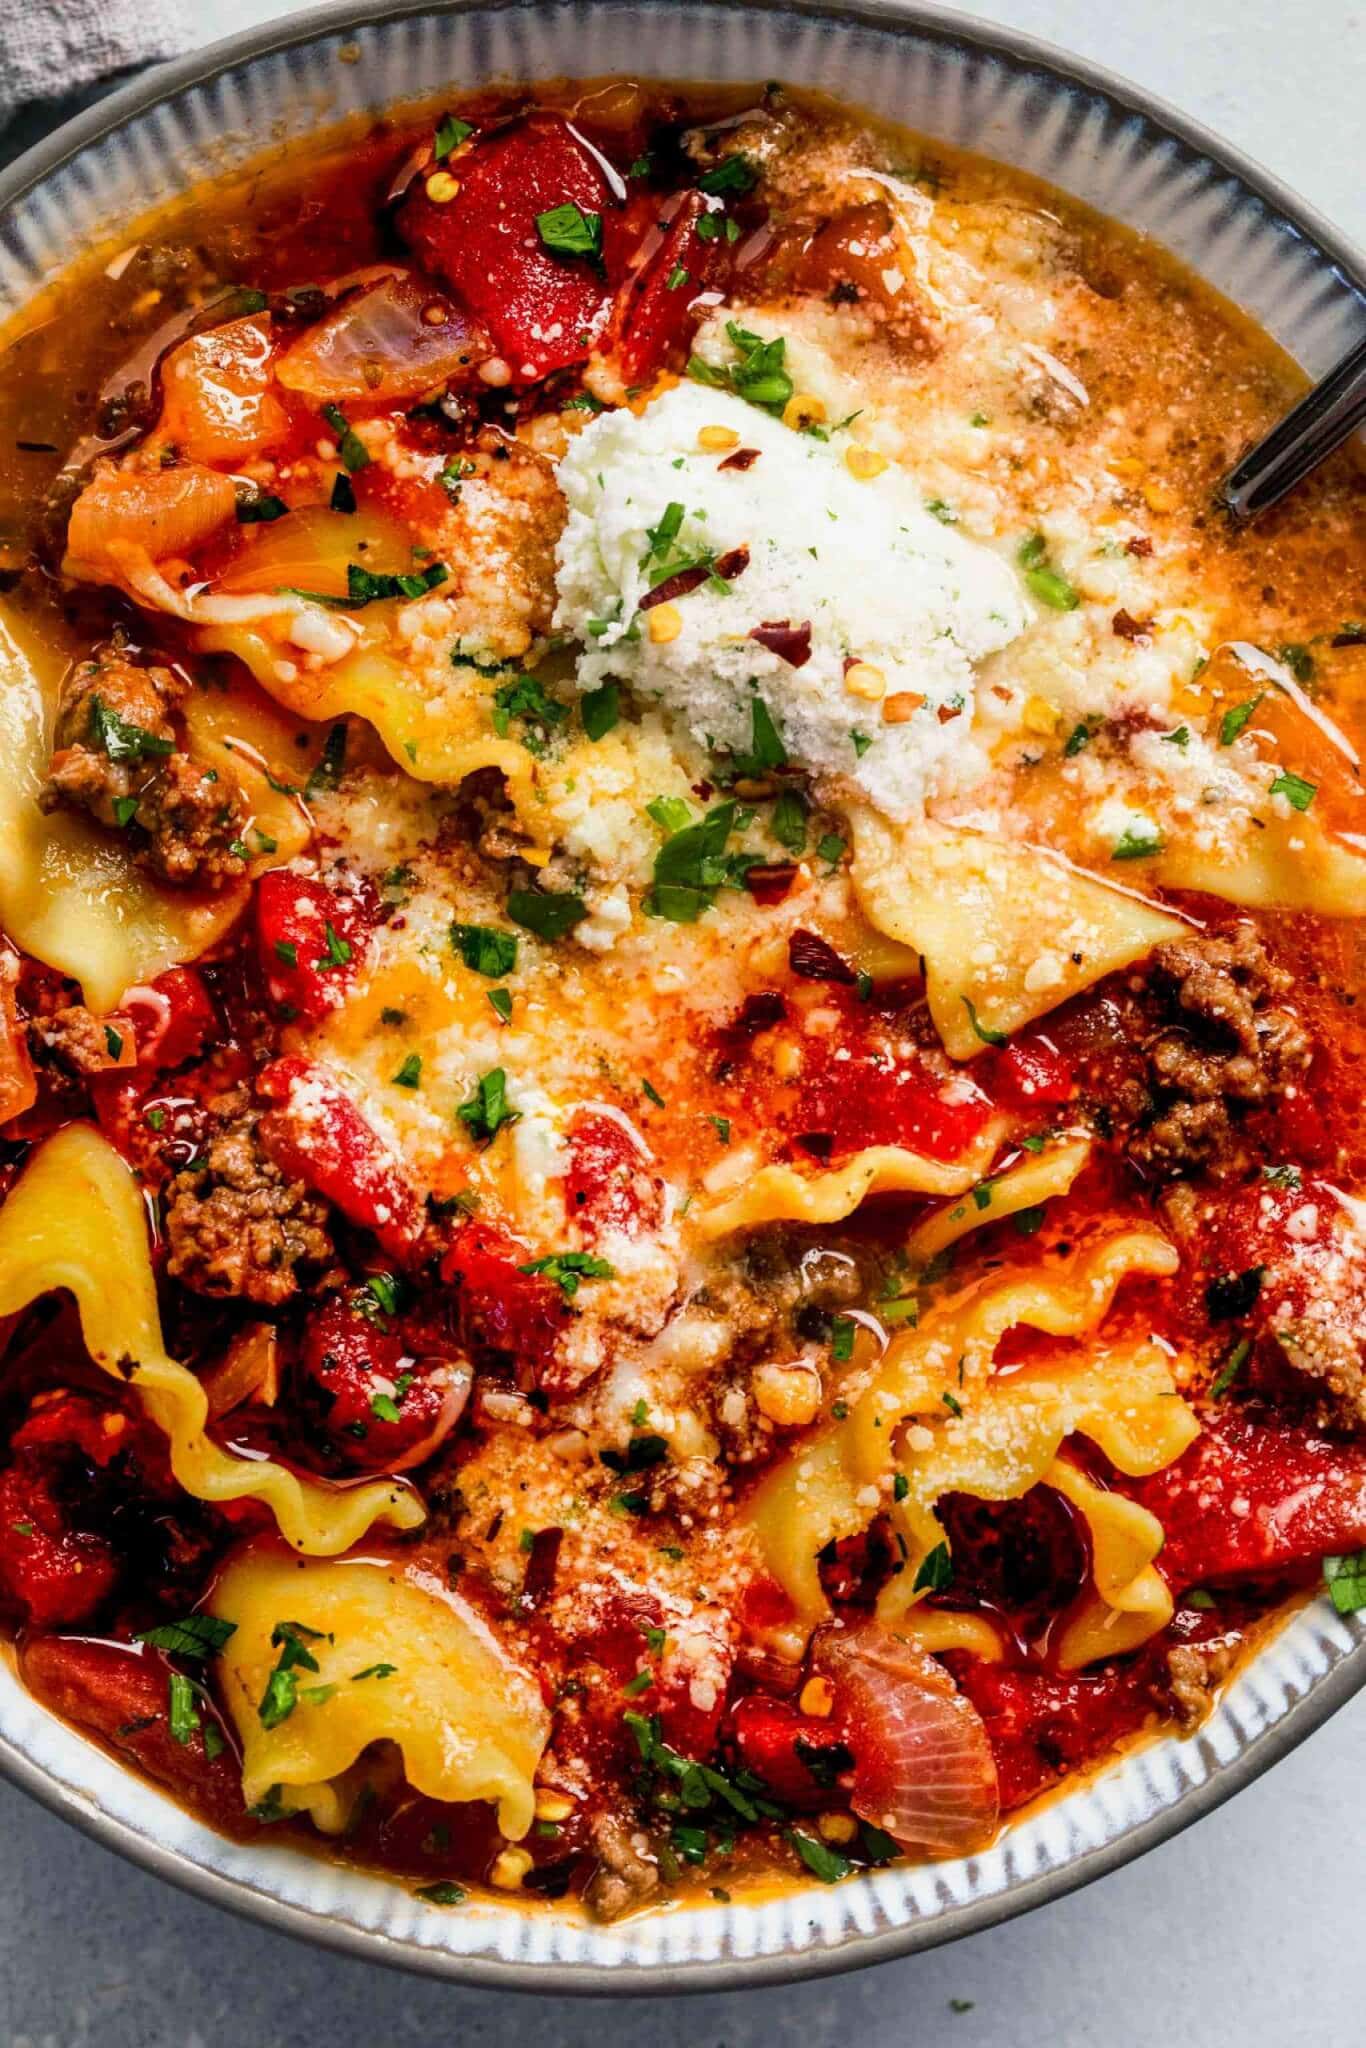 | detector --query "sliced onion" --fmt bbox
[384,1359,474,1474]
[275,271,493,404]
[202,1323,281,1420]
[65,464,238,579]
[813,1621,999,1854]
